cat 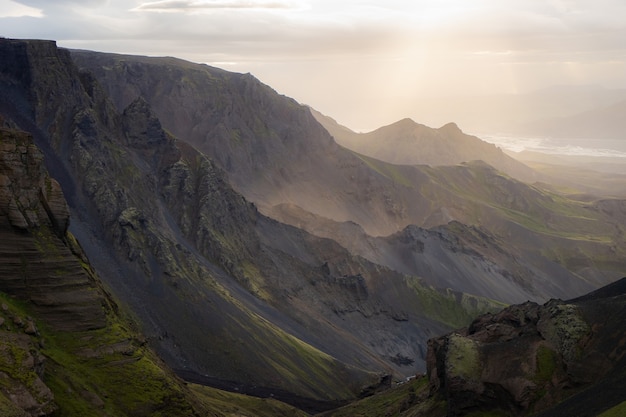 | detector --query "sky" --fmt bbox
[2,0,626,131]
